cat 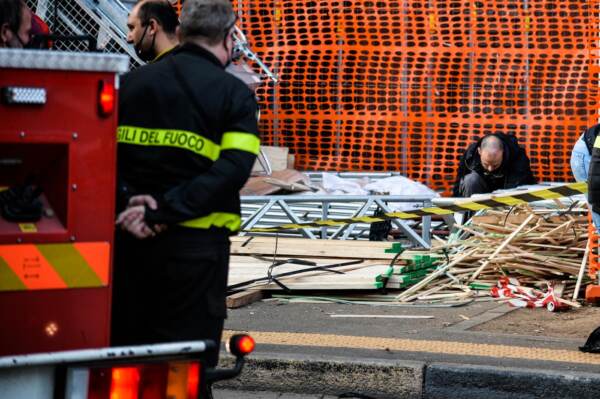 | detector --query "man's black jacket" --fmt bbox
[117,43,259,232]
[586,124,600,213]
[583,124,600,155]
[452,133,536,196]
